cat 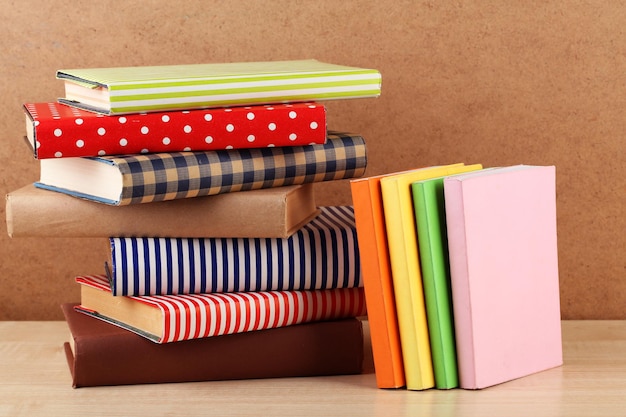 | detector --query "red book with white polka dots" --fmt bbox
[23,102,327,159]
